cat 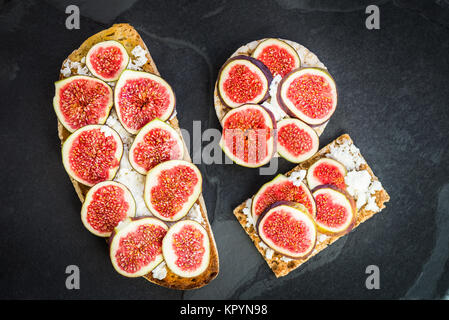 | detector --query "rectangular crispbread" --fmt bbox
[233,134,390,277]
[57,23,219,289]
